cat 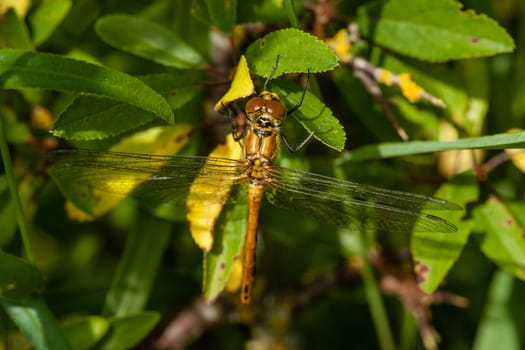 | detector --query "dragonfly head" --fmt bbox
[245,91,286,121]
